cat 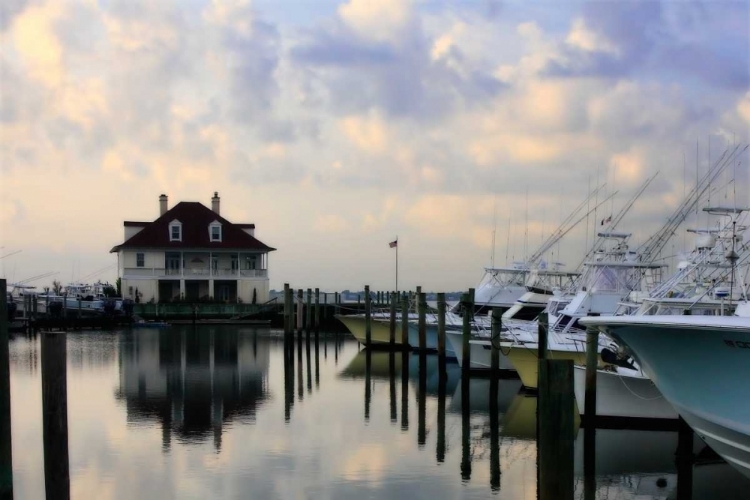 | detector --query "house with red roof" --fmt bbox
[111,193,276,303]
